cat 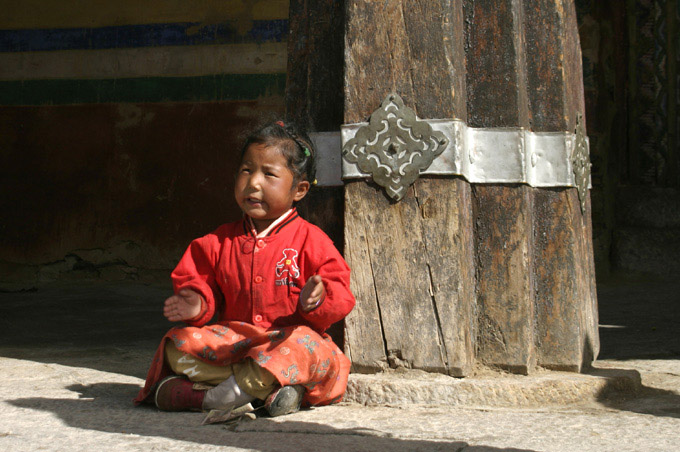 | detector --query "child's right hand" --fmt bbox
[163,288,203,322]
[299,275,326,312]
